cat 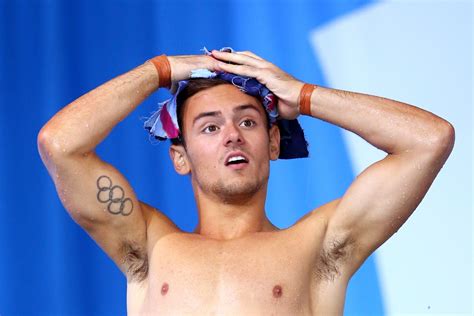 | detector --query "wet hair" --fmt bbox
[171,78,271,146]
